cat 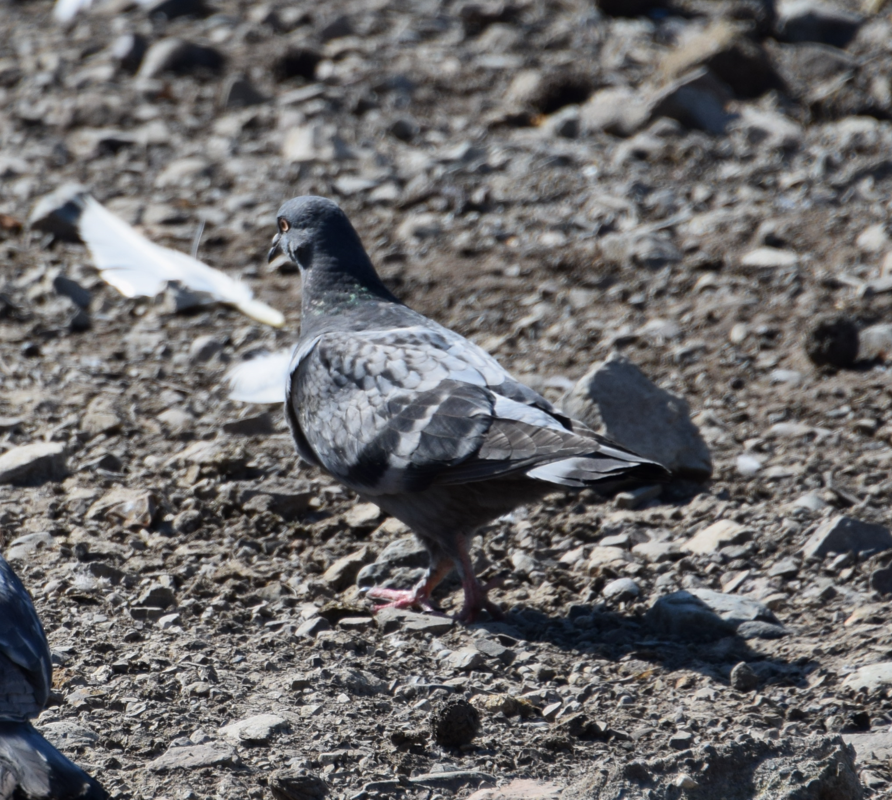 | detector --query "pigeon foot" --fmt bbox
[365,586,444,614]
